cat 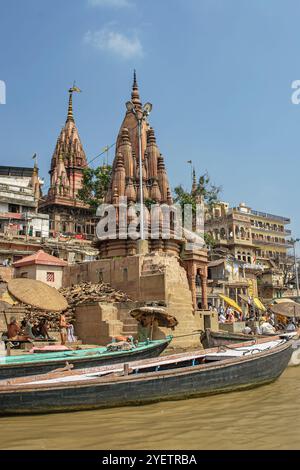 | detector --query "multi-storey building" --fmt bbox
[0,165,49,263]
[205,202,291,268]
[0,163,97,265]
[205,202,292,303]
